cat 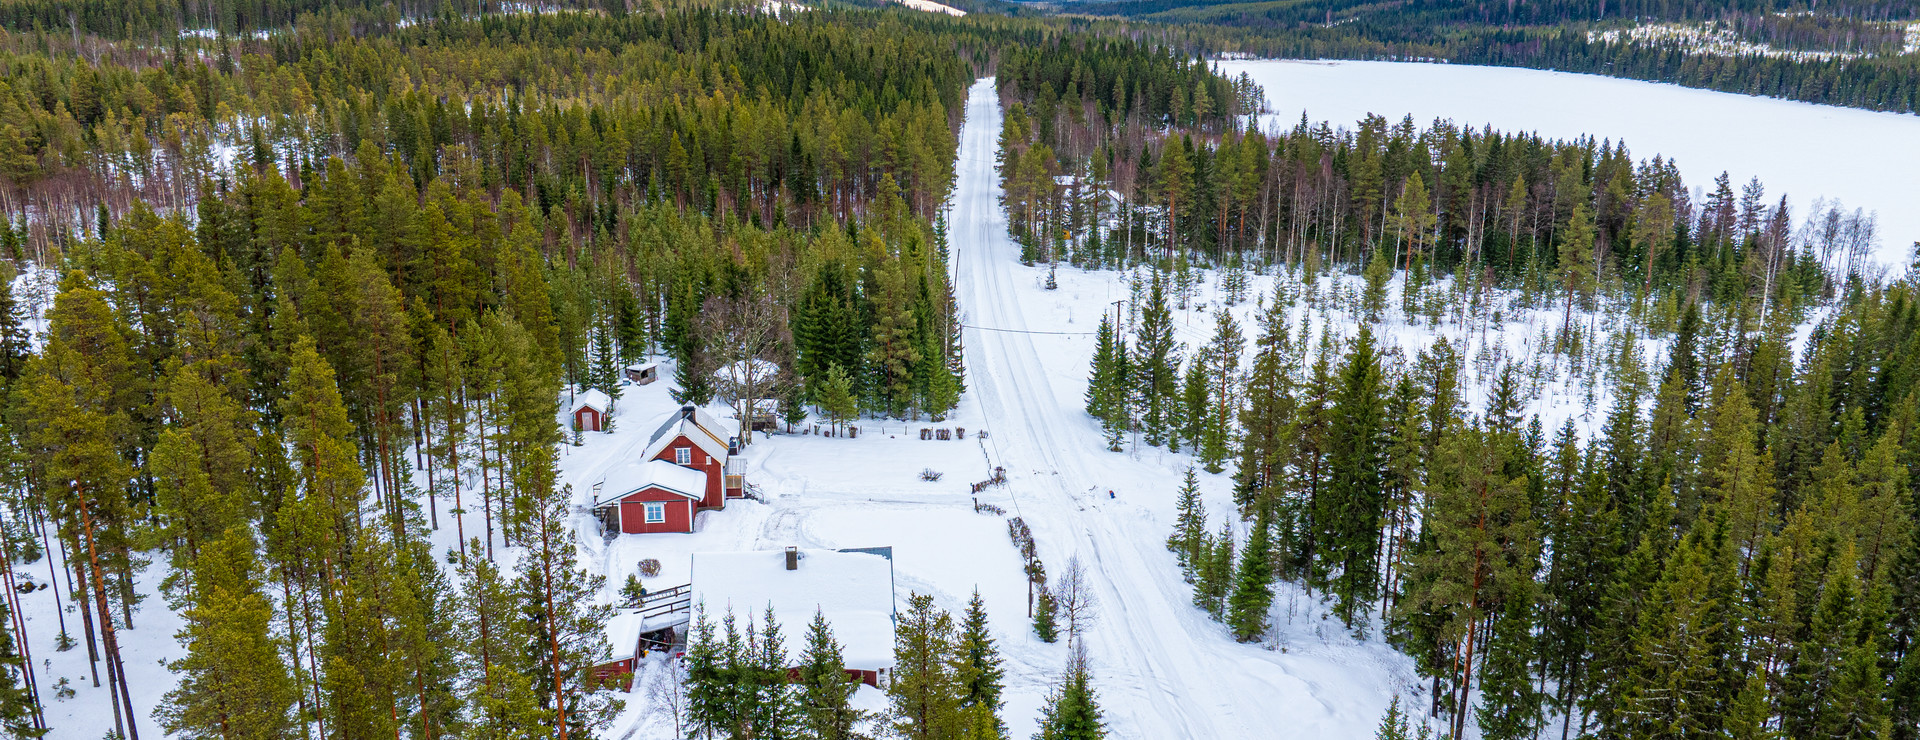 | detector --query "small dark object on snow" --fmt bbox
[1108,490,1115,499]
[921,469,944,482]
[638,558,662,578]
